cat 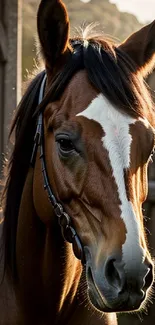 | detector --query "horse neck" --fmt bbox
[15,168,117,325]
